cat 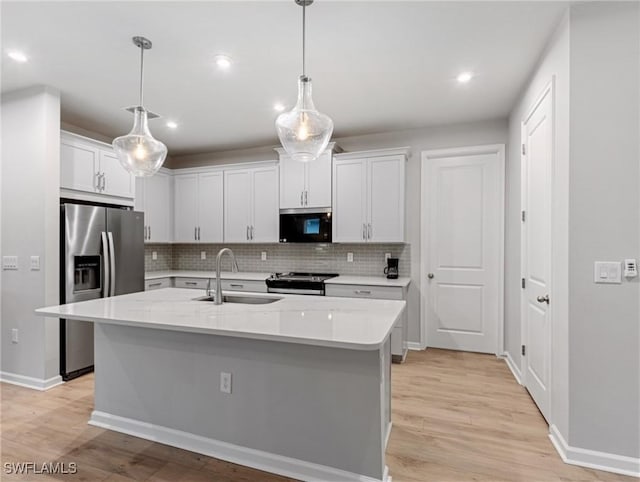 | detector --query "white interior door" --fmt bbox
[173,174,198,242]
[521,84,553,422]
[198,171,223,243]
[422,145,504,354]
